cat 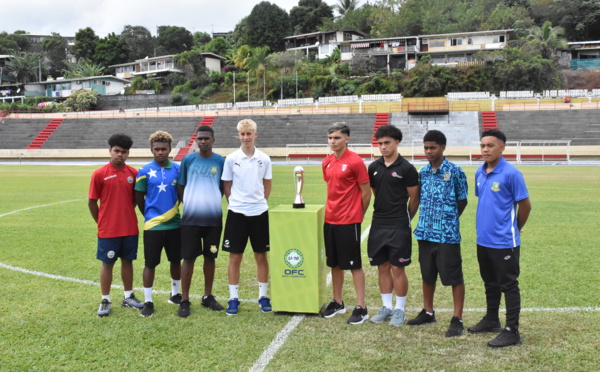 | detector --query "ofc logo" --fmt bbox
[284,249,304,269]
[283,249,305,277]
